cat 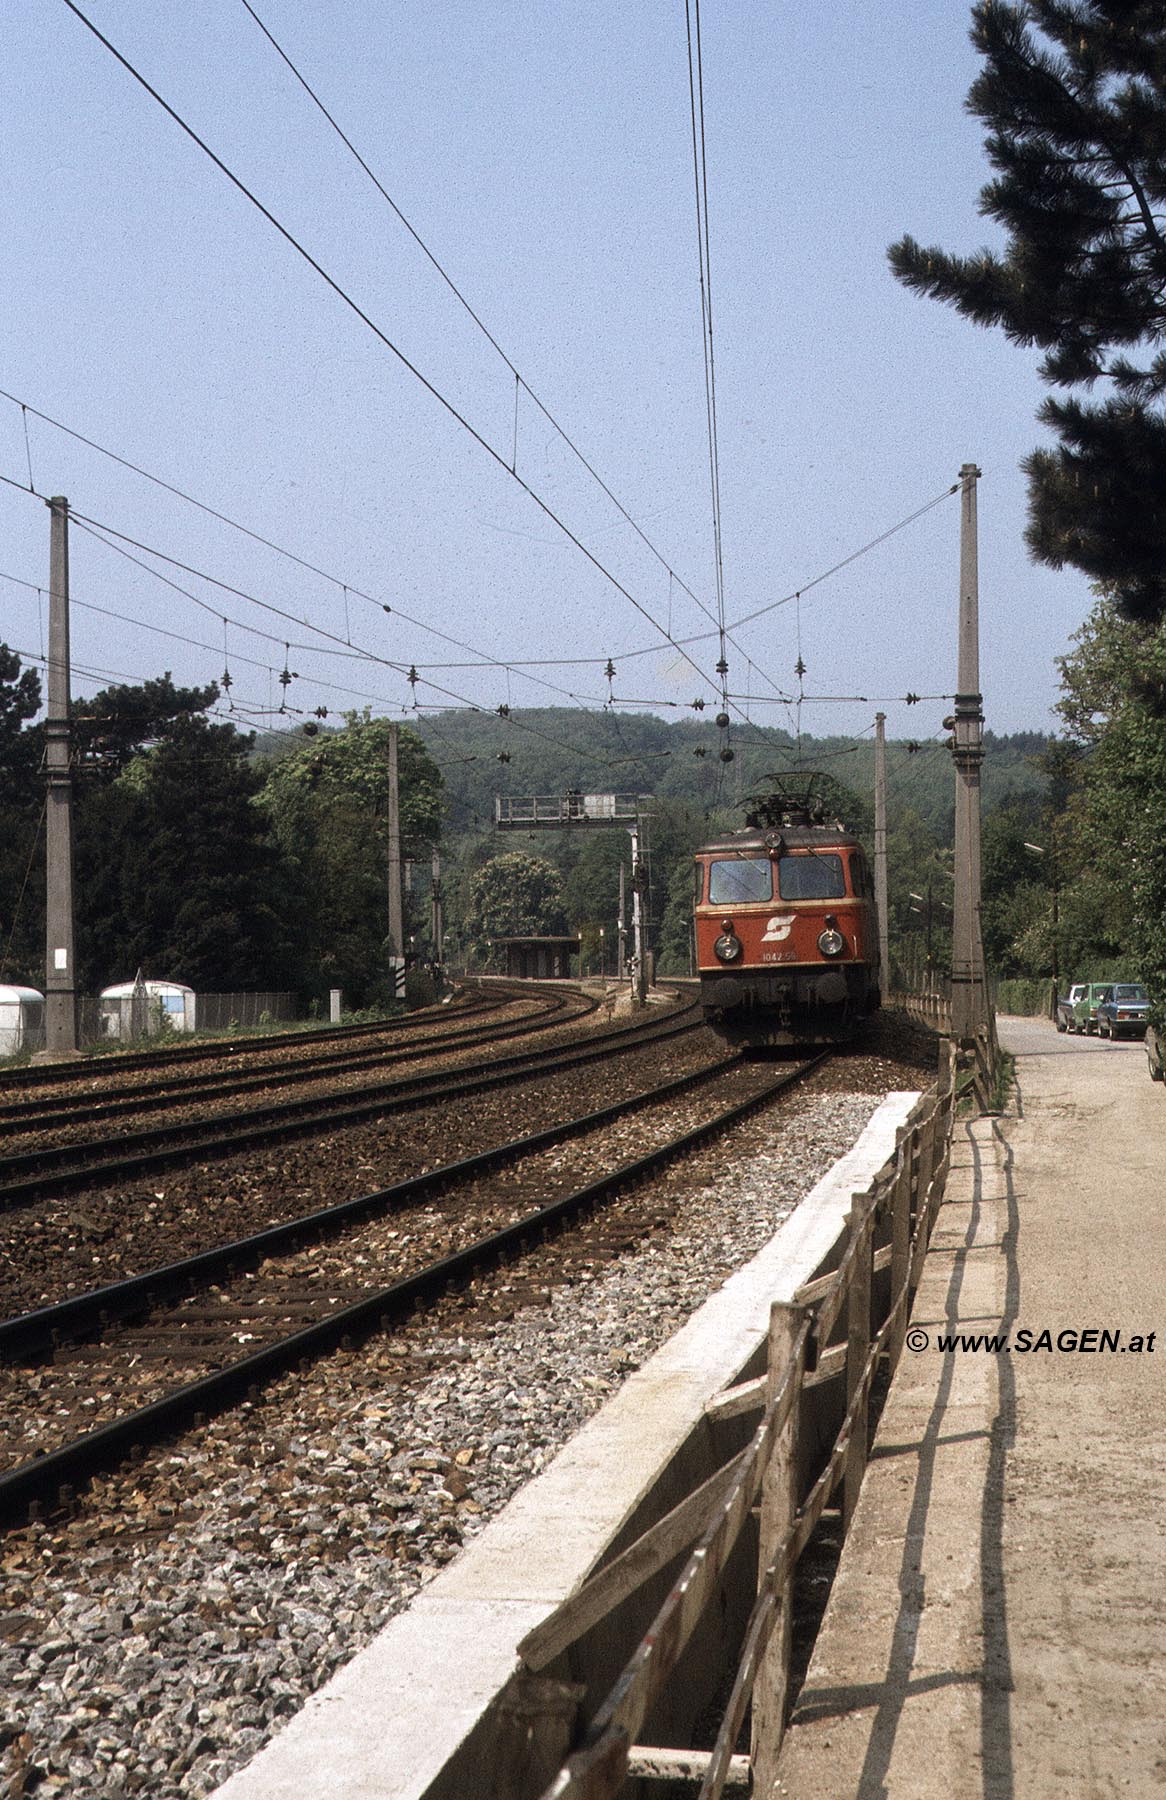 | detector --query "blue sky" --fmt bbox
[1,0,1095,764]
